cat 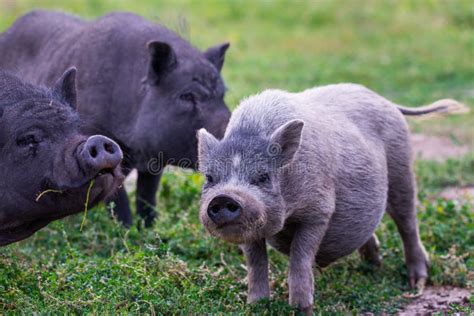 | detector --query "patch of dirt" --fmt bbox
[411,134,471,161]
[439,186,474,203]
[399,286,472,315]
